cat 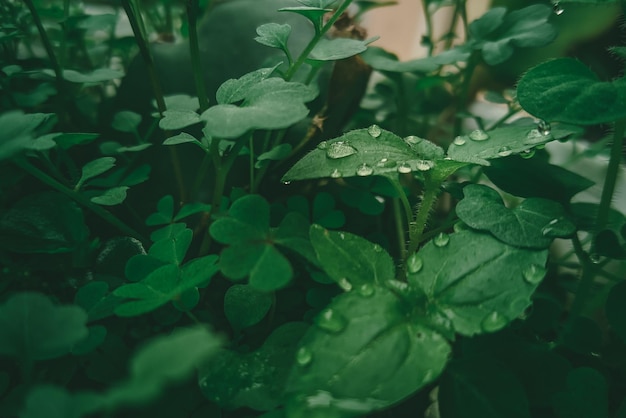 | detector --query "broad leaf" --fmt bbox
[287,287,451,415]
[0,111,54,161]
[216,66,281,105]
[0,292,88,360]
[408,230,548,336]
[224,284,273,331]
[22,386,102,418]
[159,110,201,130]
[456,184,575,248]
[517,58,626,124]
[111,111,141,133]
[76,157,116,189]
[255,23,292,52]
[308,37,377,61]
